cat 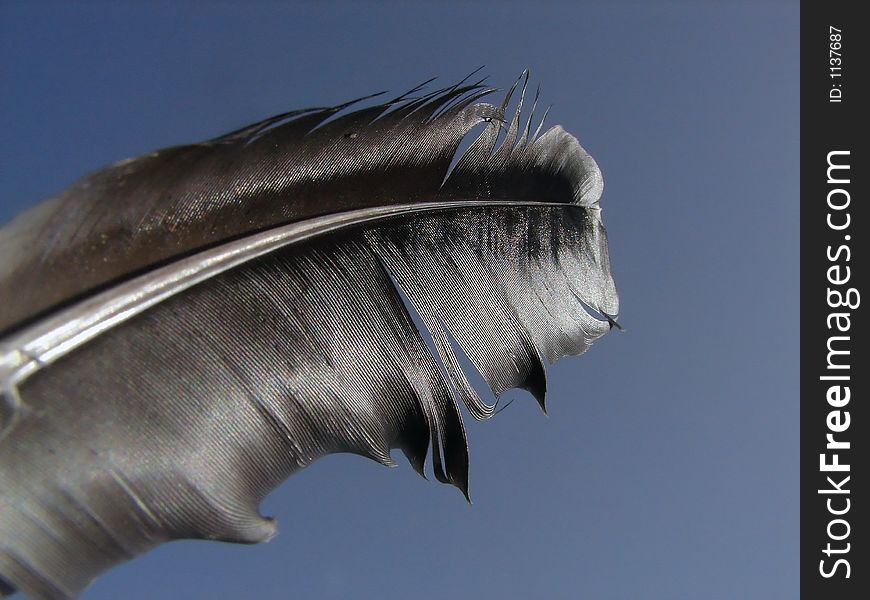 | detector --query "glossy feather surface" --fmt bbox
[0,75,618,599]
